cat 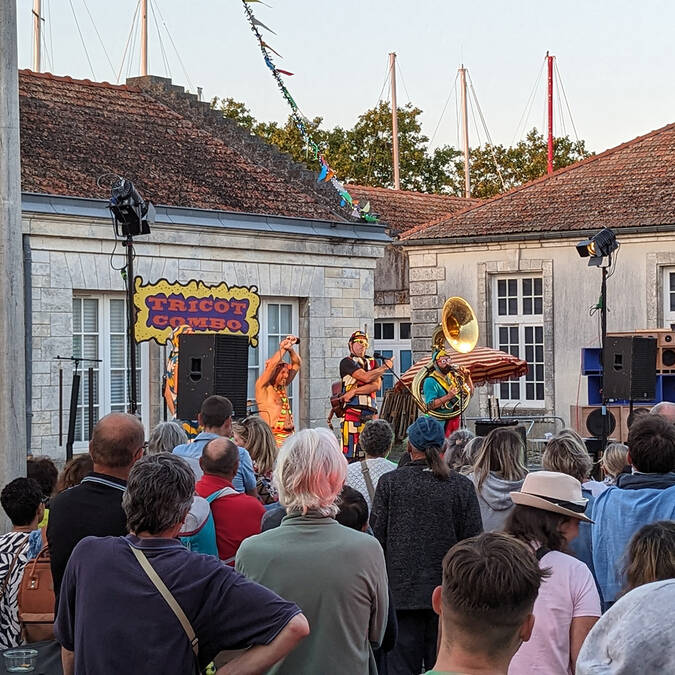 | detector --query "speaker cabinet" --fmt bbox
[658,346,675,371]
[570,405,621,441]
[603,336,657,401]
[176,334,249,420]
[658,332,675,347]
